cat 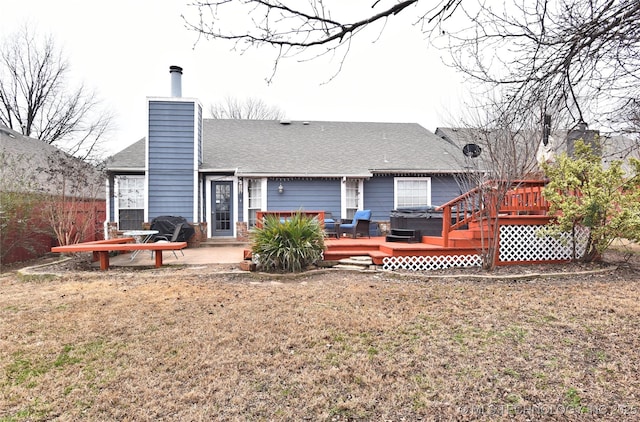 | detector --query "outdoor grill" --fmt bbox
[150,216,195,242]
